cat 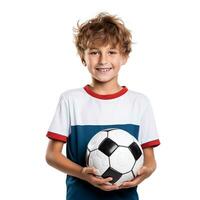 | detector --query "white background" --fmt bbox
[0,0,200,199]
